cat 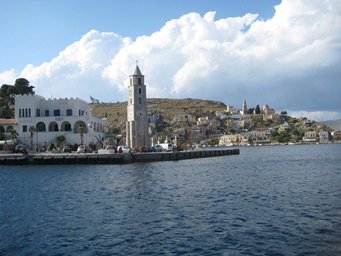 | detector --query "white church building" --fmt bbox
[14,94,105,149]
